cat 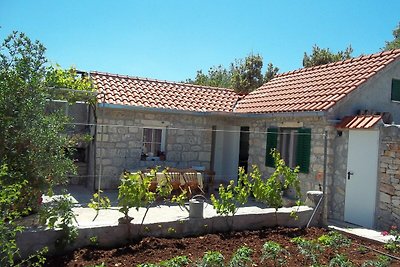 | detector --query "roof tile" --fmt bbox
[92,72,240,113]
[236,49,400,113]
